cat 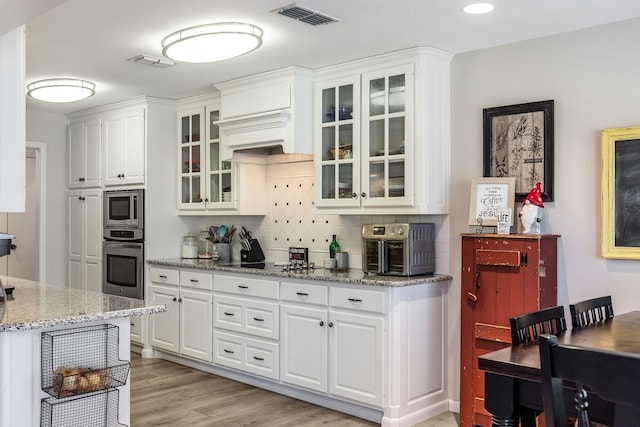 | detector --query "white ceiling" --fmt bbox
[19,0,640,115]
